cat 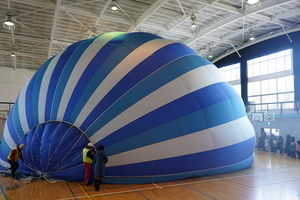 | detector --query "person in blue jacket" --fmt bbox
[93,145,108,191]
